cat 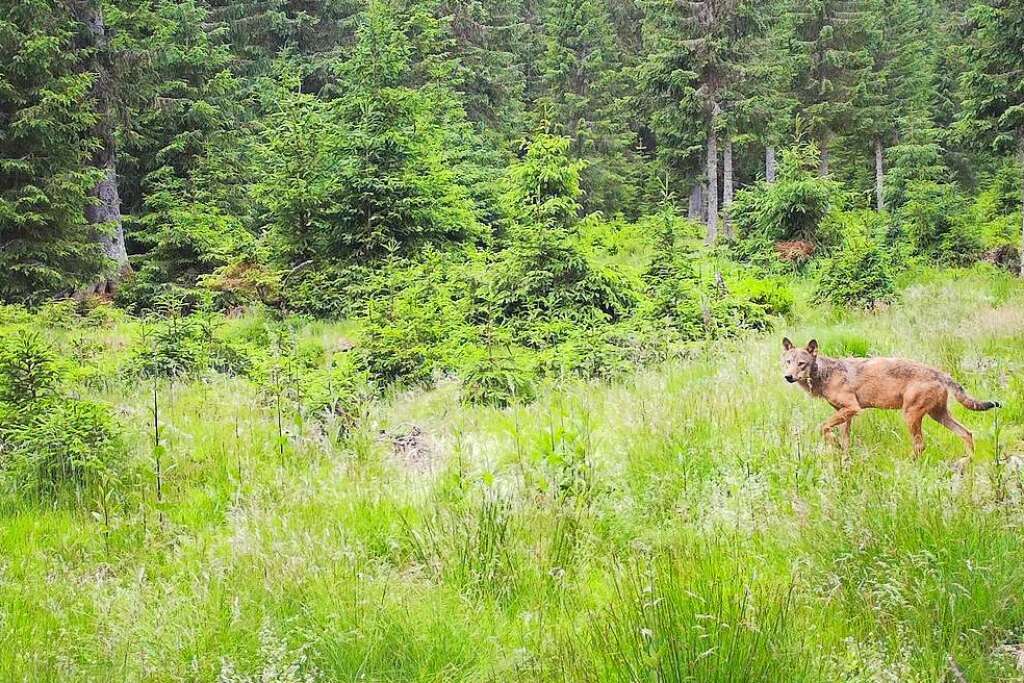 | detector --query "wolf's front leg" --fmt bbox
[840,419,852,452]
[821,407,859,450]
